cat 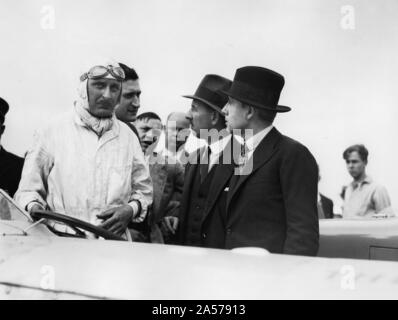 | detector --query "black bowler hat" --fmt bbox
[0,97,9,120]
[183,74,232,112]
[222,66,291,112]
